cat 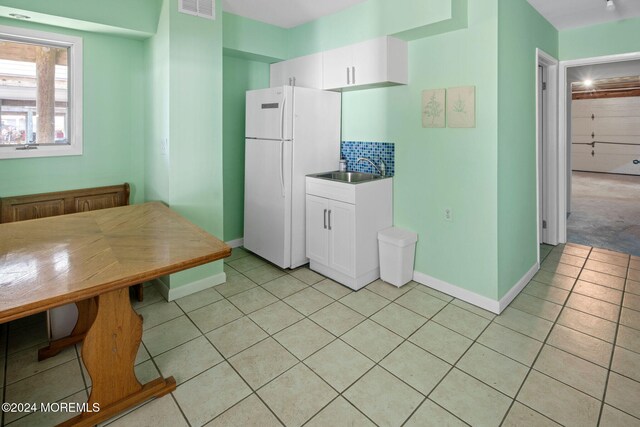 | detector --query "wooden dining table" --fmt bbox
[0,202,231,426]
